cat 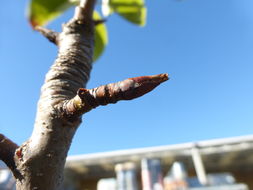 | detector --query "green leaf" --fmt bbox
[109,0,147,26]
[28,0,107,61]
[28,0,74,27]
[93,12,108,61]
